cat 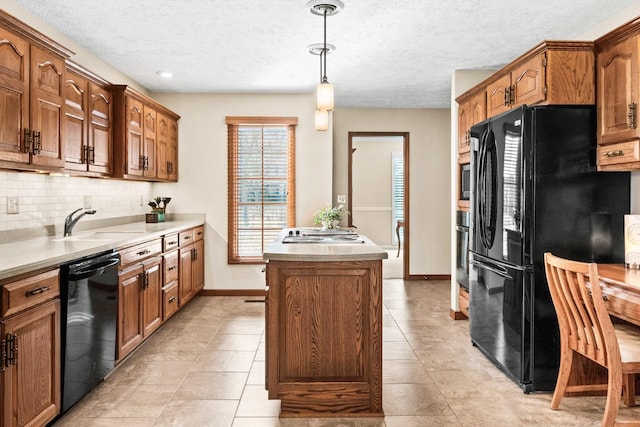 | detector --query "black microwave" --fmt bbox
[460,163,471,200]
